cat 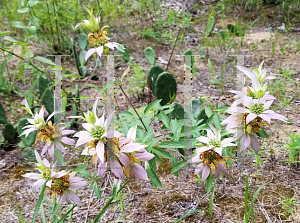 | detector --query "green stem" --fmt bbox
[60,141,83,152]
[105,56,148,132]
